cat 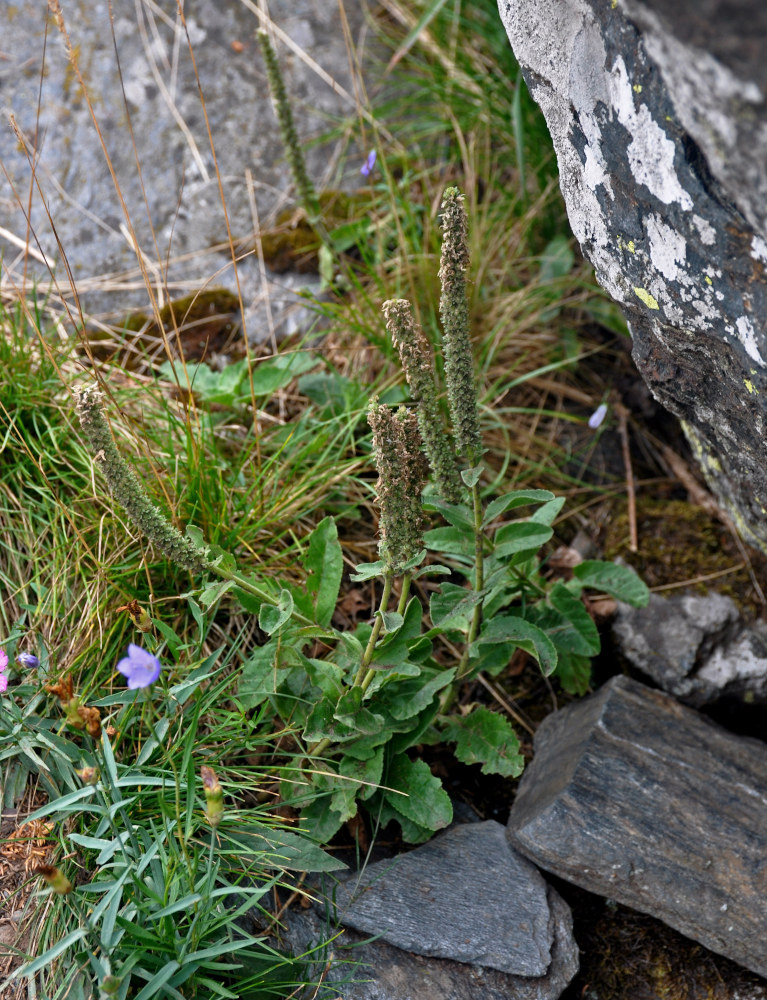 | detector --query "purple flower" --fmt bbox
[17,652,39,669]
[116,644,161,689]
[588,403,608,430]
[360,150,376,177]
[0,649,7,674]
[0,675,6,694]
